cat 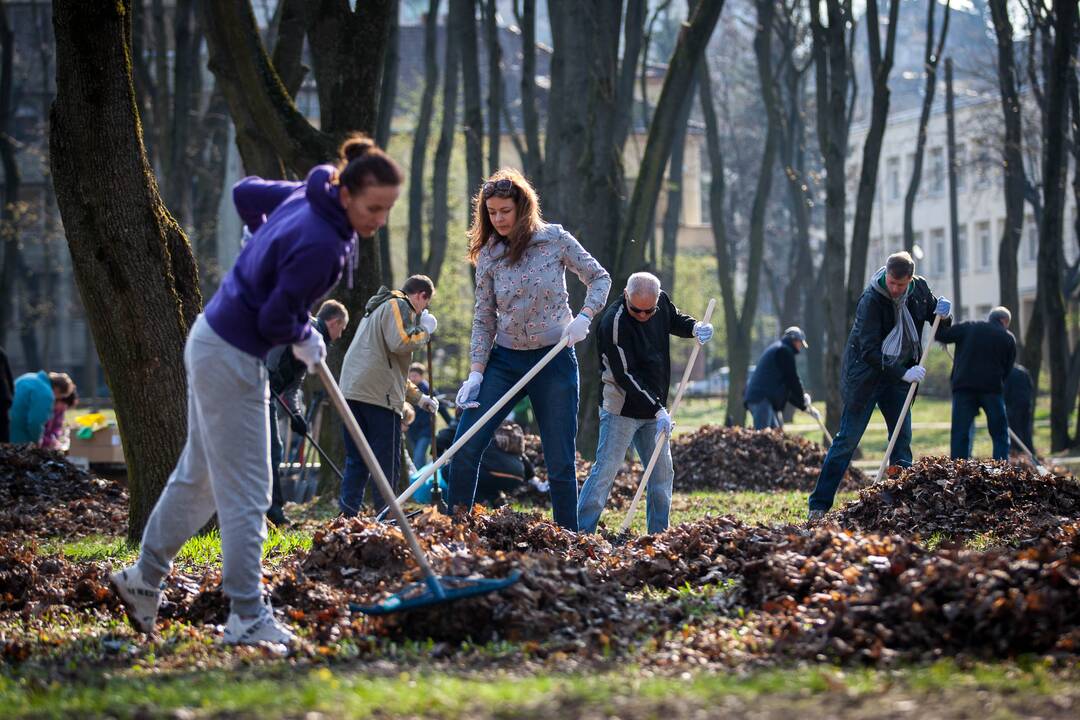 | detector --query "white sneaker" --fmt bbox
[108,564,163,634]
[223,603,296,652]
